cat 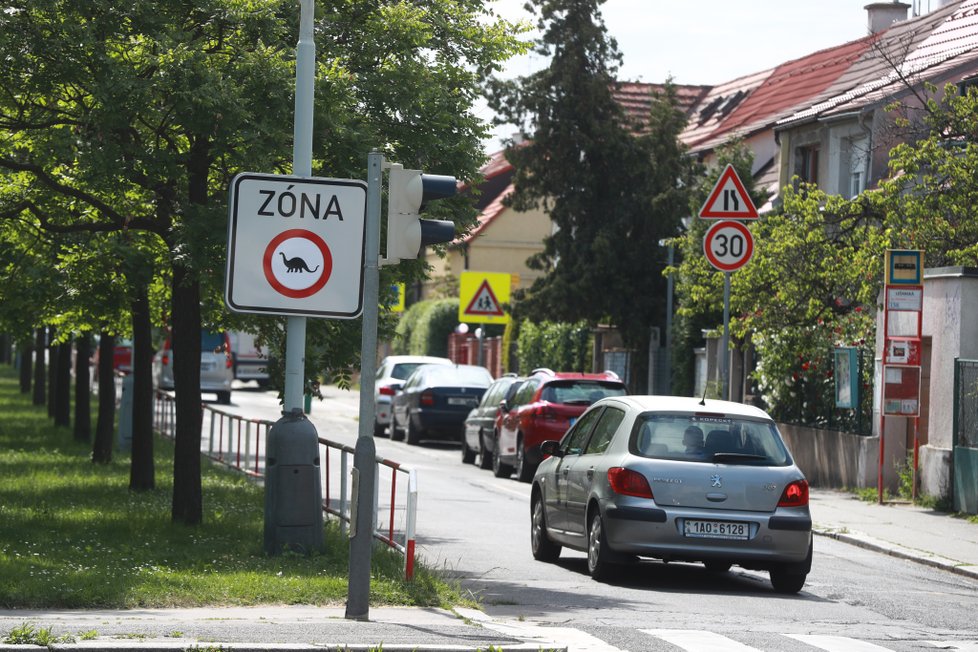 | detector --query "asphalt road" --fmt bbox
[213,384,978,651]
